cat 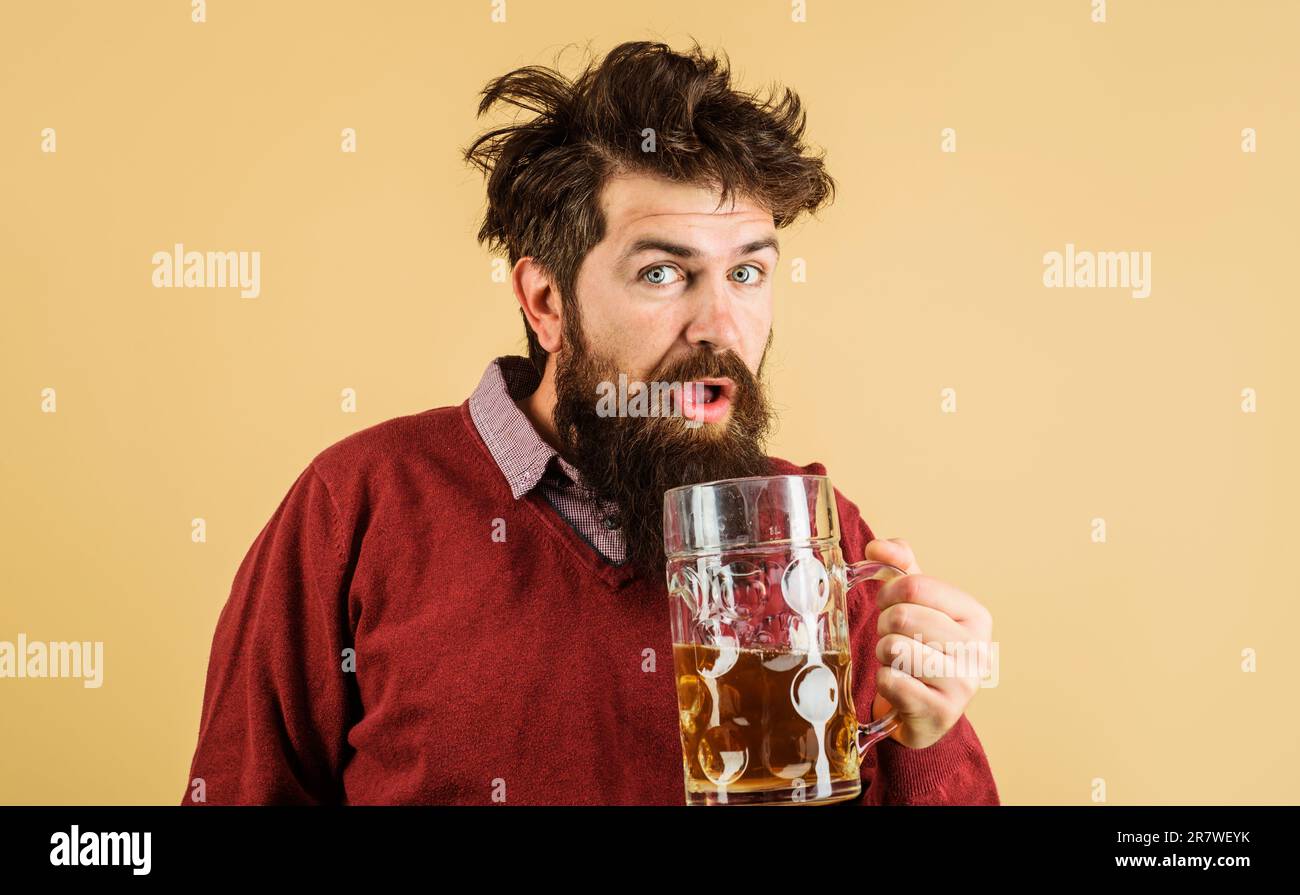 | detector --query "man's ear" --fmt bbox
[514,257,563,353]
